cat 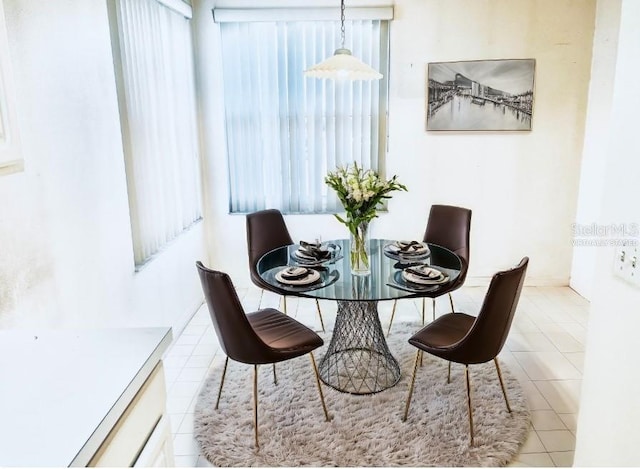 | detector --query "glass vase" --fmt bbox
[350,221,371,276]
